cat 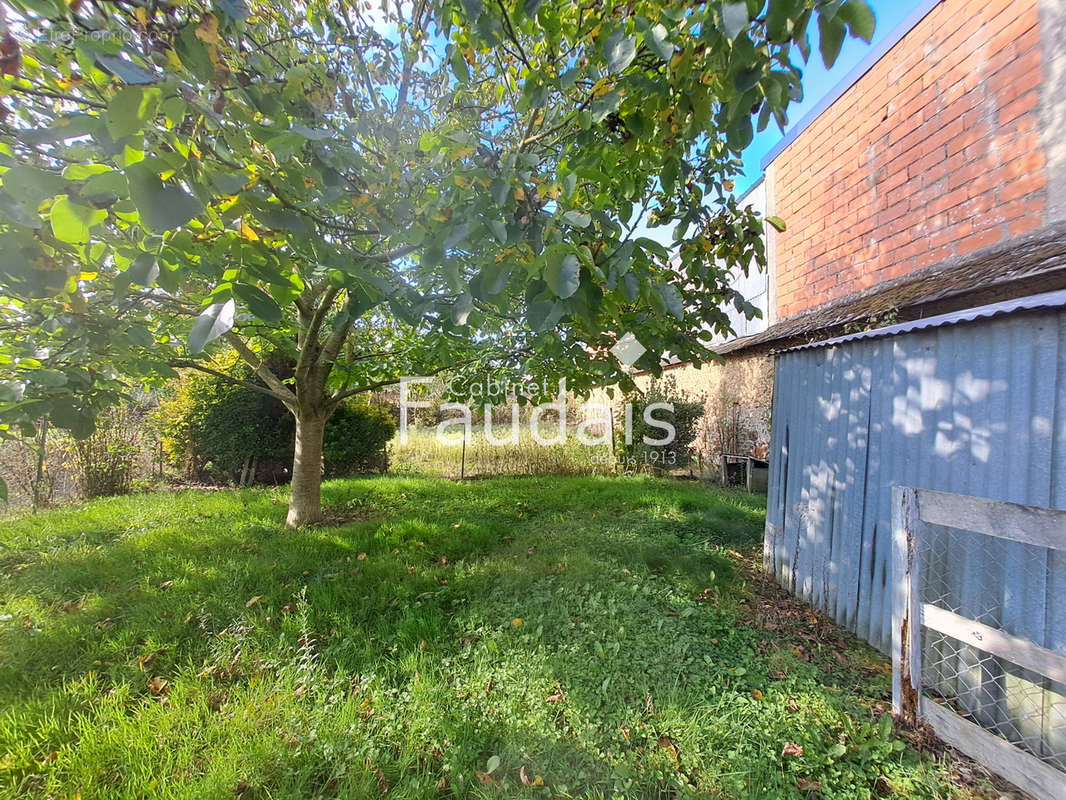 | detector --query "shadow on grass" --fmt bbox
[0,477,955,799]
